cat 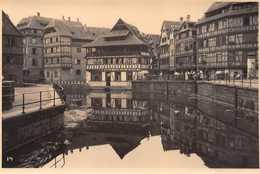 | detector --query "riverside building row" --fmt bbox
[155,2,258,80]
[16,13,110,84]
